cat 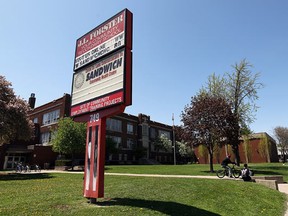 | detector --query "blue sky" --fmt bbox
[1,0,288,136]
